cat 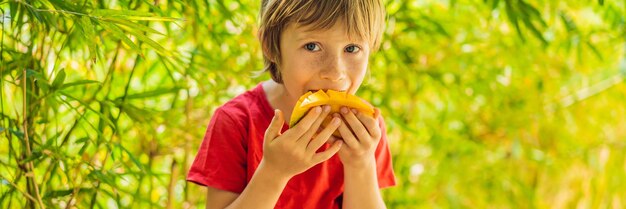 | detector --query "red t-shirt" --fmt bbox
[187,83,396,209]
